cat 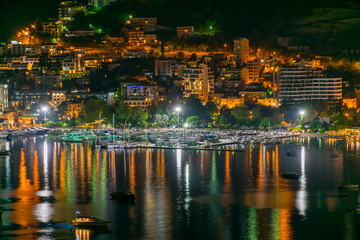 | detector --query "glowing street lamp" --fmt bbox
[299,110,305,129]
[175,107,181,128]
[42,106,49,125]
